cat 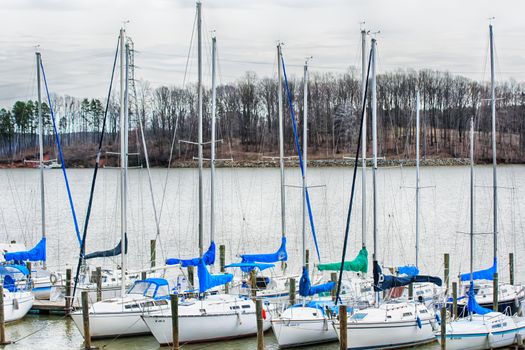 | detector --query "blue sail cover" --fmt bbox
[373,261,442,292]
[467,281,491,315]
[240,236,287,265]
[4,238,46,262]
[397,265,419,276]
[299,266,335,297]
[460,258,497,282]
[84,234,127,260]
[166,241,216,267]
[197,258,233,293]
